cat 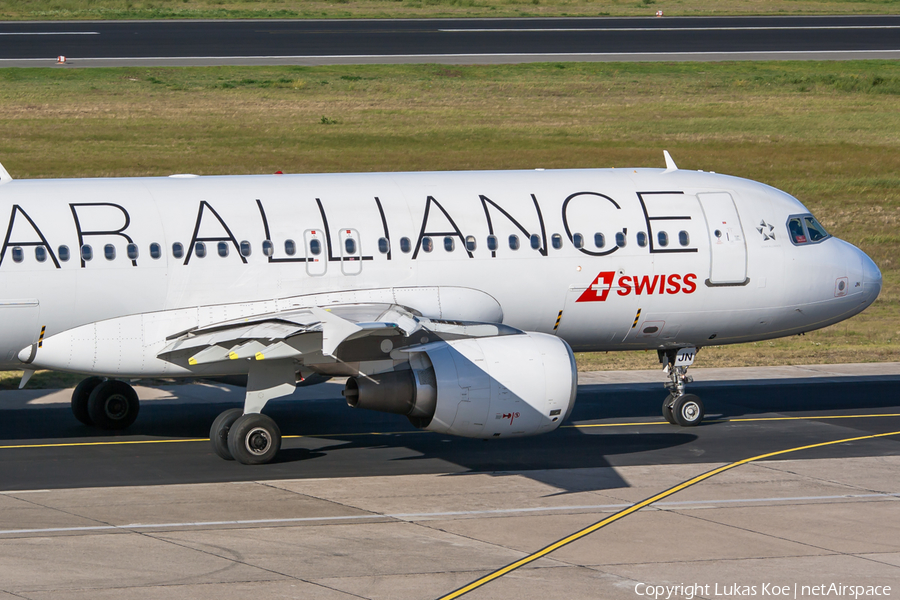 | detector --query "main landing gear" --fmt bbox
[210,410,282,465]
[71,377,140,430]
[209,360,297,465]
[659,348,704,427]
